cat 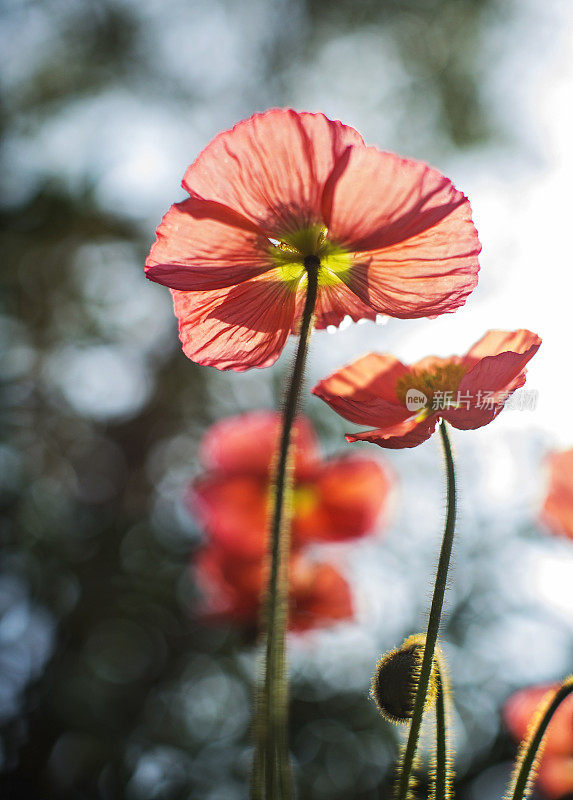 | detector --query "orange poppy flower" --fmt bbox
[504,684,573,798]
[146,109,481,371]
[536,757,573,799]
[542,449,573,540]
[190,411,391,559]
[195,545,353,632]
[312,330,541,449]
